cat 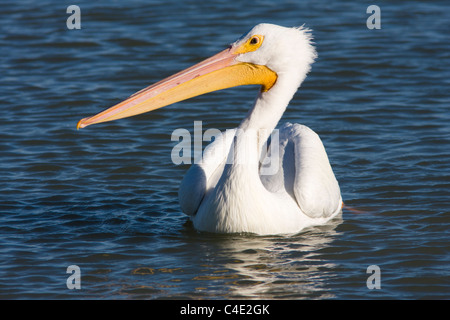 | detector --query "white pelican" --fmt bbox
[77,23,342,235]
